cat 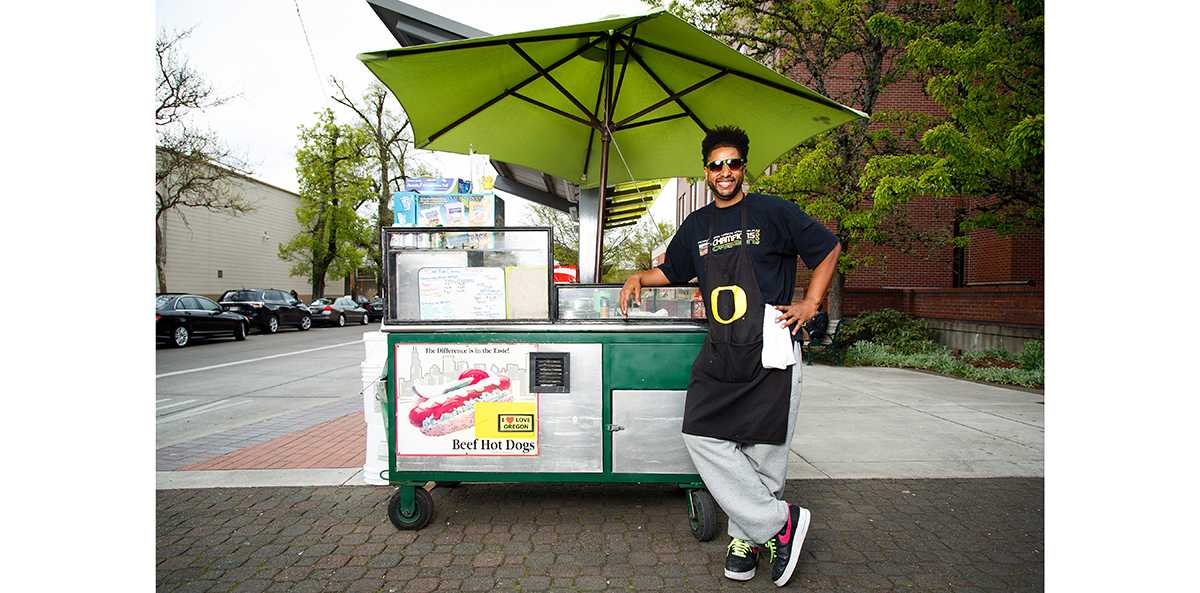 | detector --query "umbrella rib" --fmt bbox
[627,37,860,115]
[581,58,606,179]
[510,92,595,128]
[611,25,636,117]
[615,112,690,131]
[365,31,596,59]
[616,37,710,133]
[424,36,607,145]
[614,69,725,130]
[508,42,600,128]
